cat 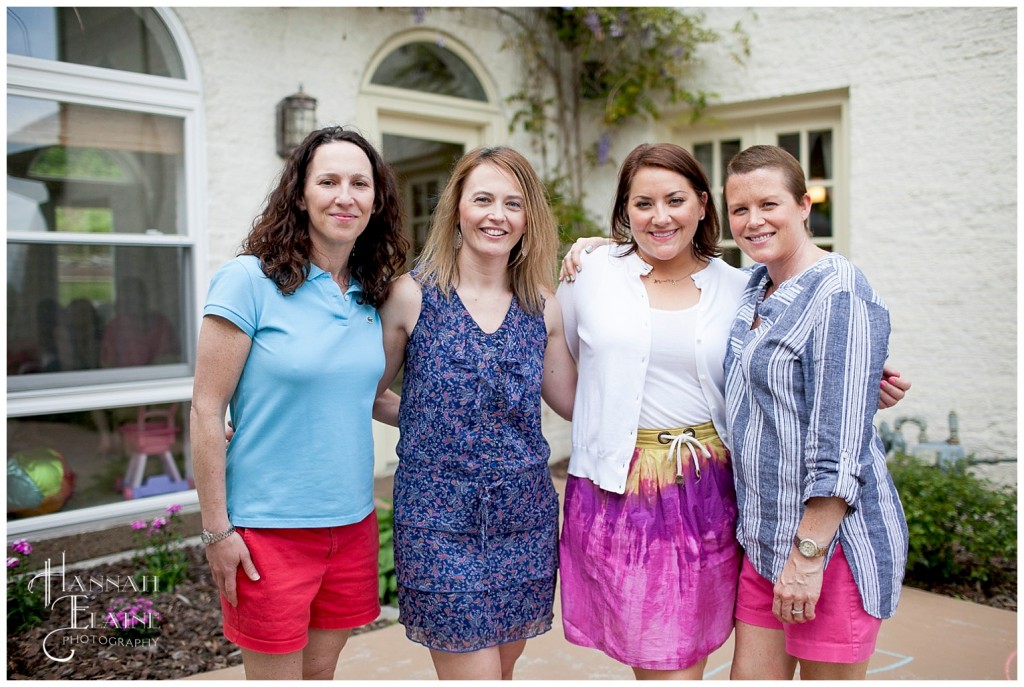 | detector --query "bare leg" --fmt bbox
[633,656,707,680]
[430,646,502,680]
[730,620,797,680]
[799,657,870,680]
[303,628,351,680]
[498,639,527,680]
[239,628,350,680]
[240,648,303,680]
